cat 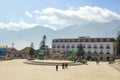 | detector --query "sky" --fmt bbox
[0,0,120,30]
